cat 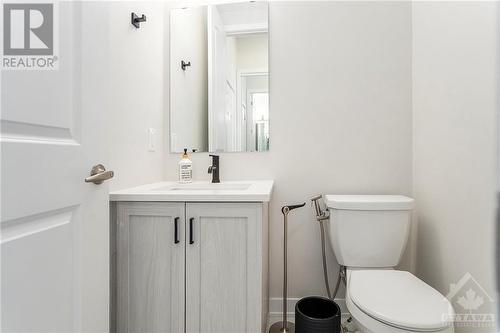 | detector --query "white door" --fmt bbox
[224,81,236,151]
[207,5,227,152]
[117,202,185,333]
[185,203,262,333]
[1,2,110,332]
